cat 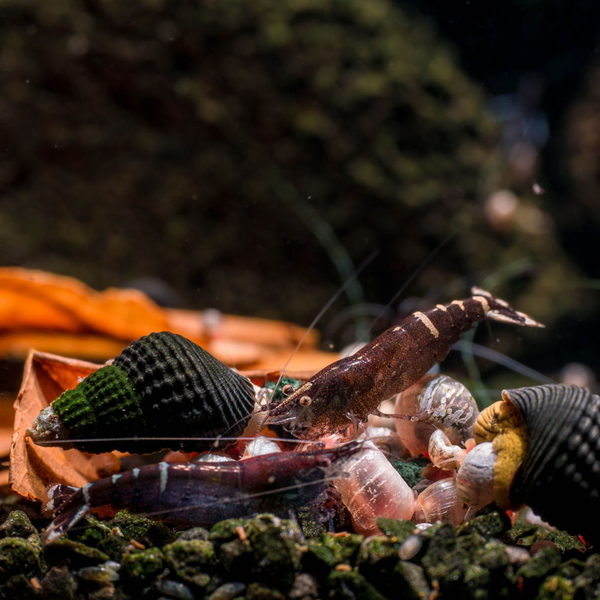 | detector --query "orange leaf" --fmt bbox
[10,350,104,503]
